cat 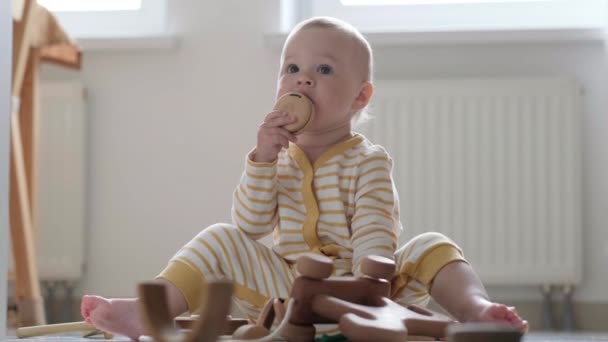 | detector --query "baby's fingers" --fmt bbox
[271,134,290,149]
[263,127,297,143]
[261,112,296,128]
[263,111,286,123]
